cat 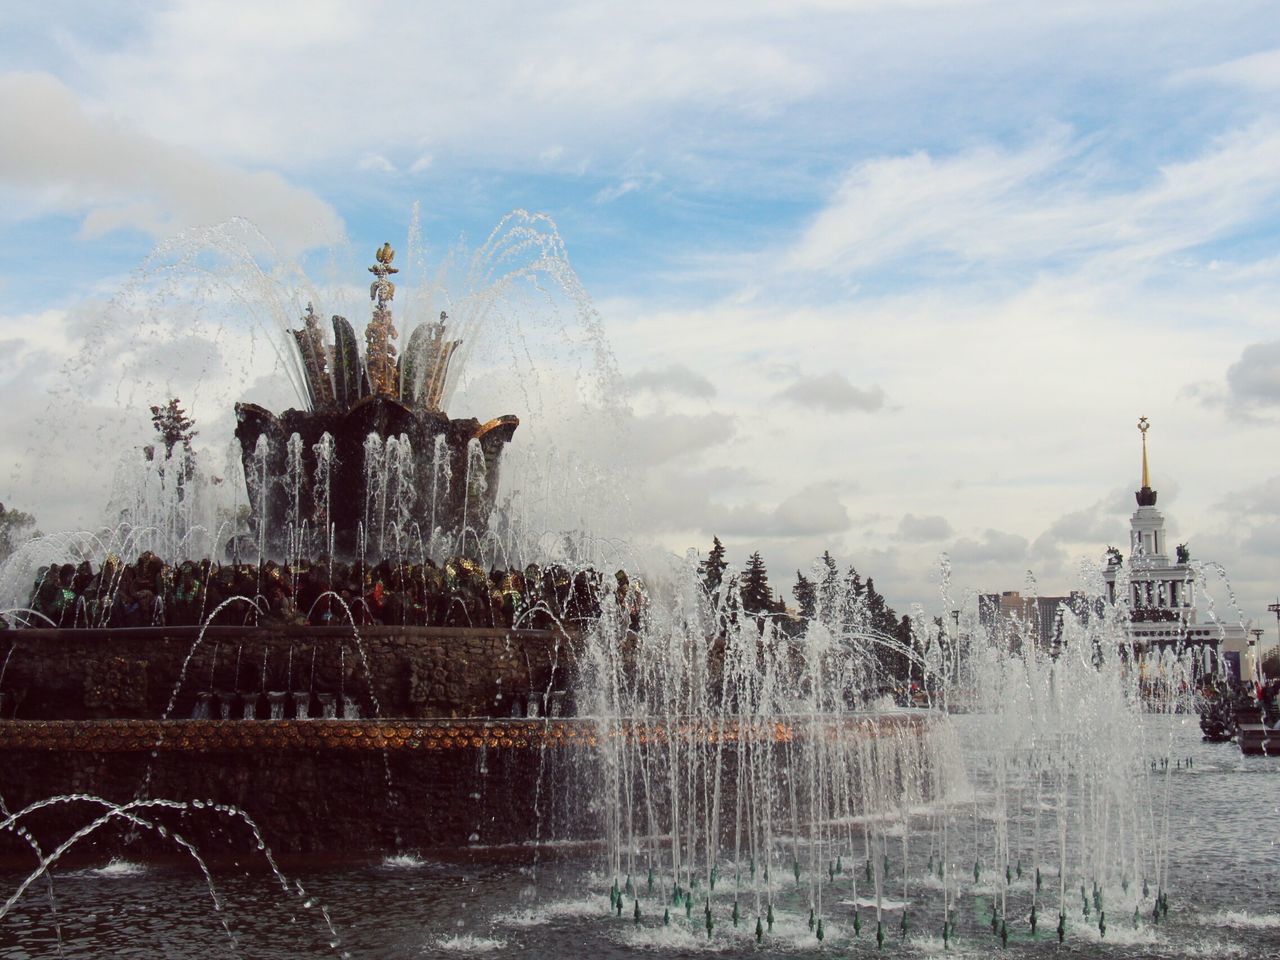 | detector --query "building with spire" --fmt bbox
[1101,418,1251,683]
